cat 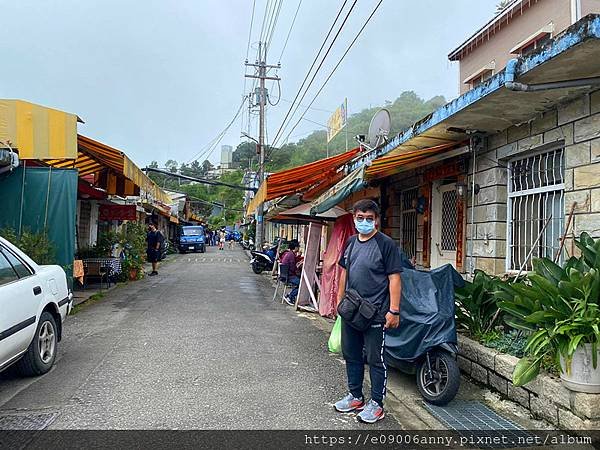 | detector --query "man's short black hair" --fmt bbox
[353,199,380,217]
[288,240,299,250]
